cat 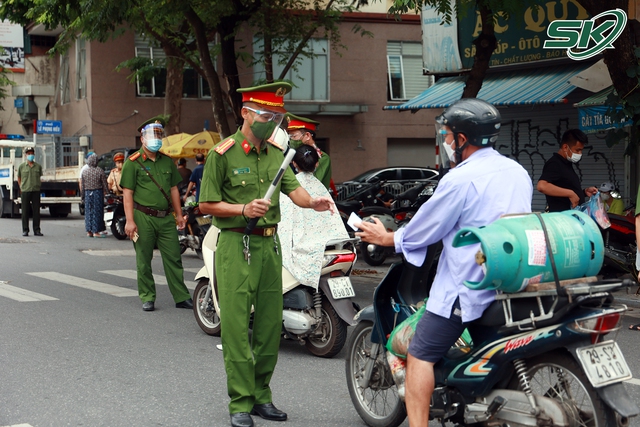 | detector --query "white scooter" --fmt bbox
[193,225,360,358]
